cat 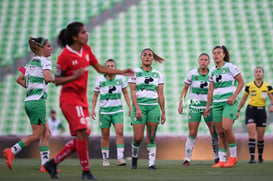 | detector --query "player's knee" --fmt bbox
[44,130,51,139]
[134,135,143,144]
[218,132,225,138]
[189,130,197,137]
